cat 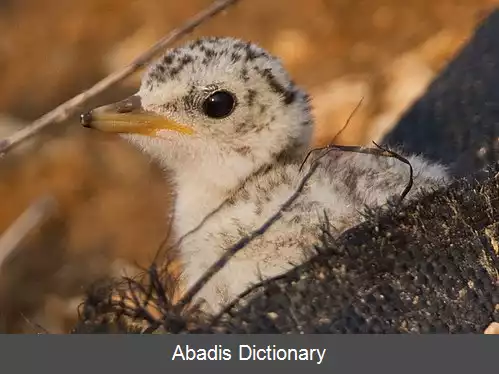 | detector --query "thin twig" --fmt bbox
[20,313,50,335]
[312,141,414,202]
[300,97,364,172]
[331,97,364,144]
[0,0,241,155]
[174,160,321,312]
[123,277,161,325]
[0,195,57,270]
